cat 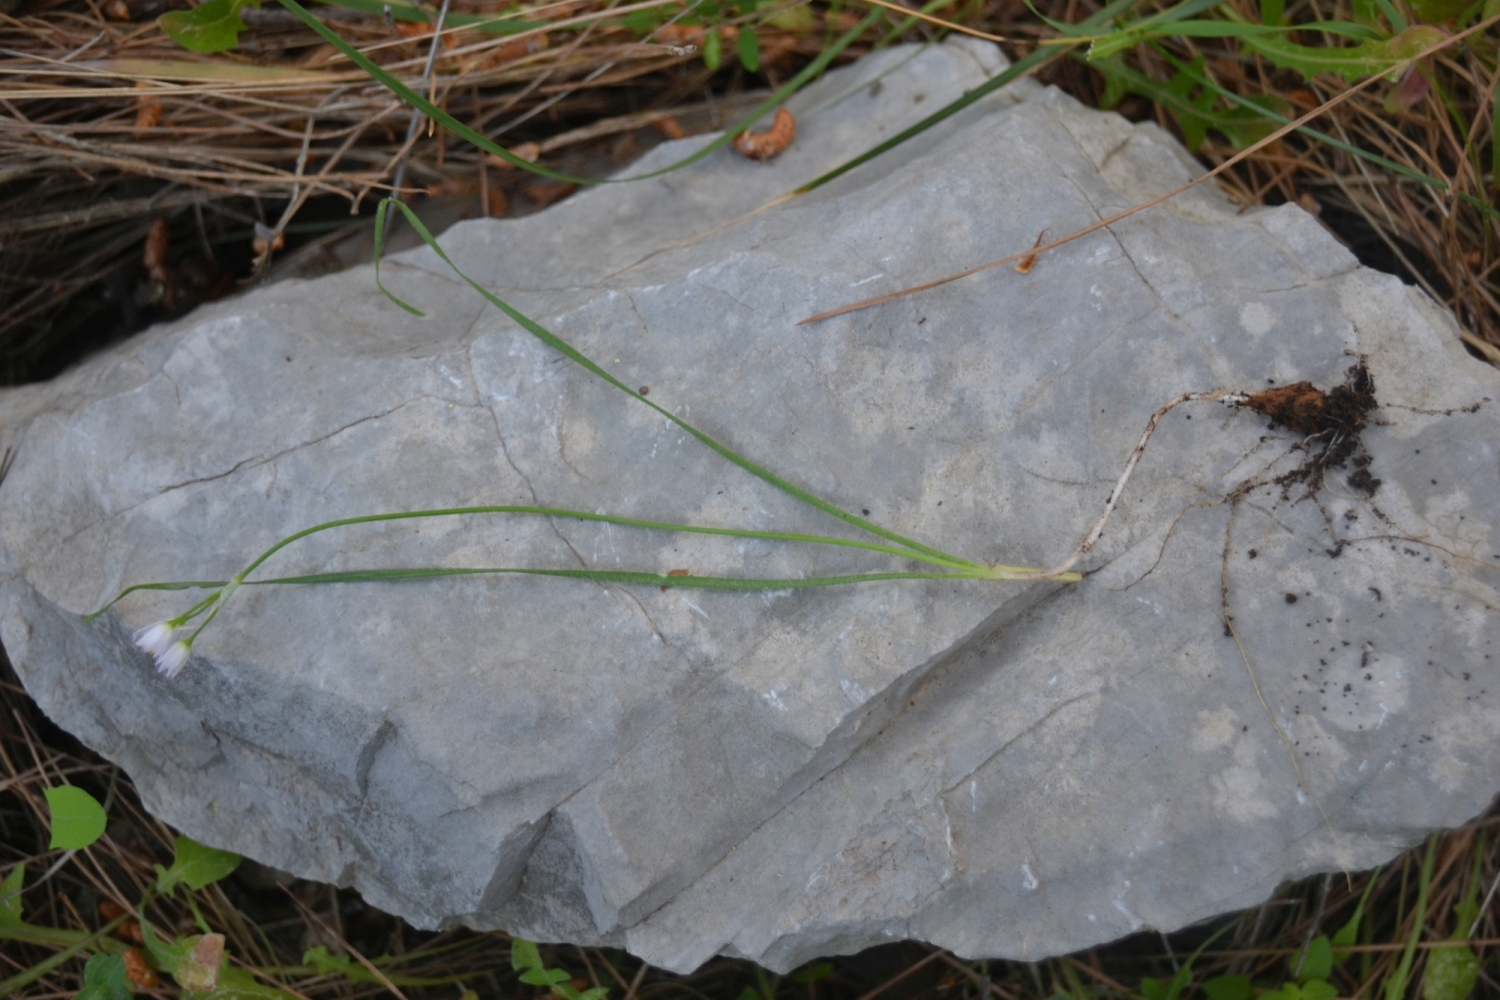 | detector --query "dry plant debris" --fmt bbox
[3,0,1496,385]
[731,106,795,159]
